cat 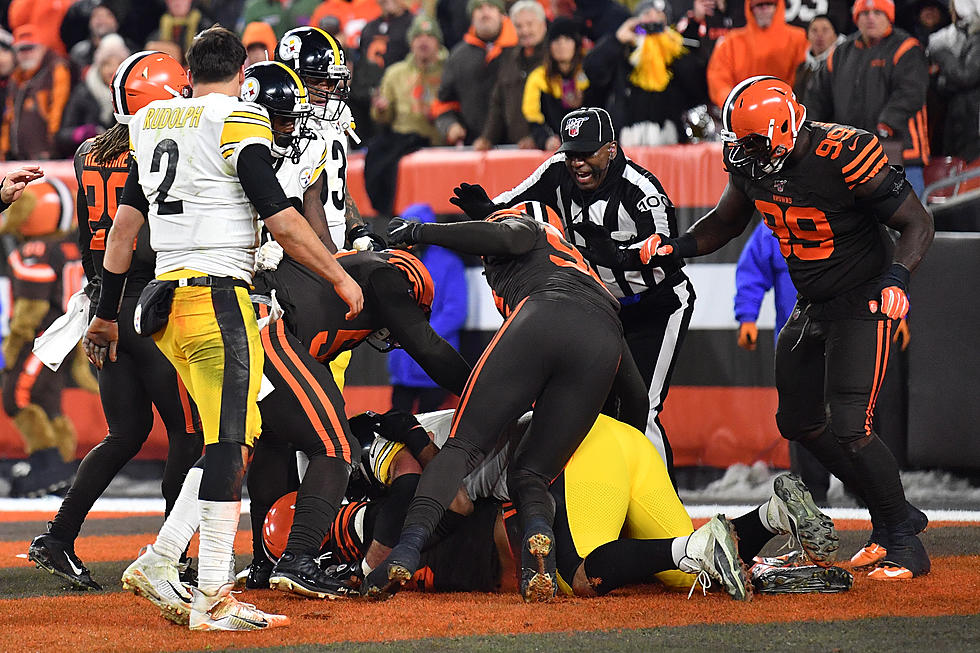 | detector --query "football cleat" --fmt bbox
[269,550,355,599]
[867,528,930,581]
[236,557,275,590]
[681,515,752,602]
[121,544,193,625]
[28,532,101,591]
[766,473,838,567]
[189,583,290,631]
[751,555,853,594]
[362,545,418,602]
[323,560,365,593]
[850,502,929,569]
[520,532,557,603]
